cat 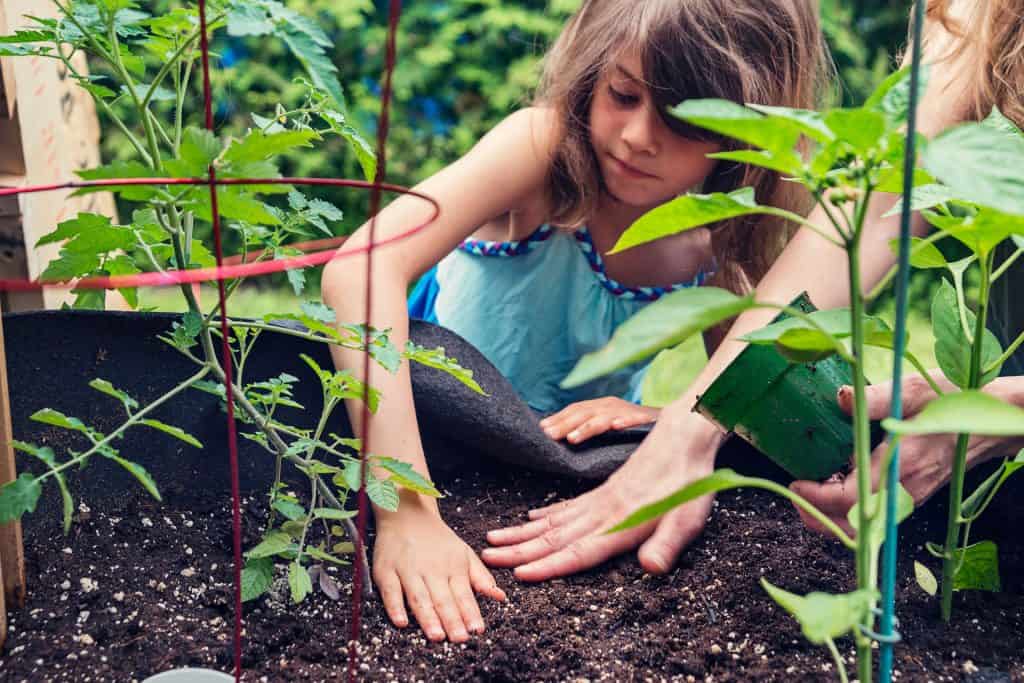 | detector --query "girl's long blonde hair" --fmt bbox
[925,0,1024,127]
[535,0,832,293]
